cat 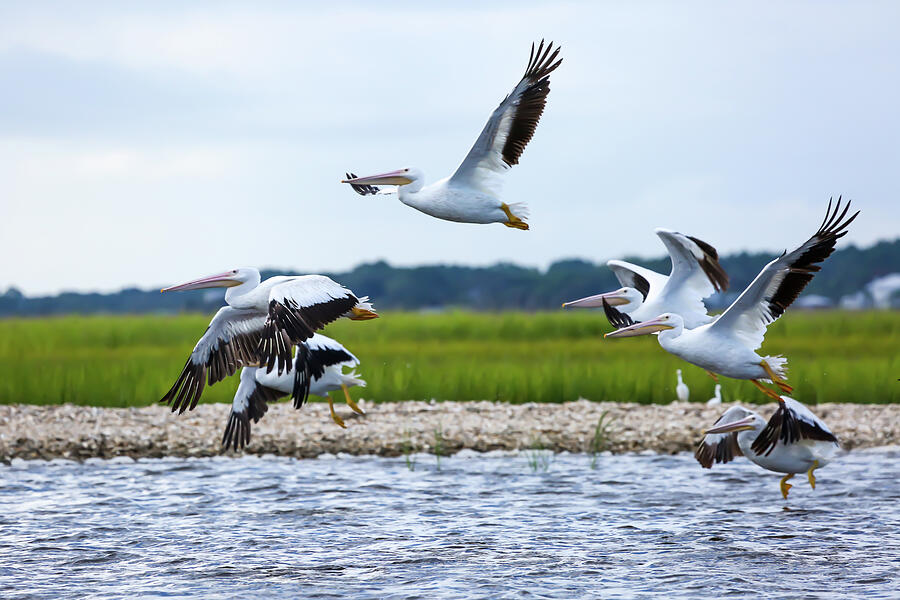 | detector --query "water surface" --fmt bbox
[1,450,899,599]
